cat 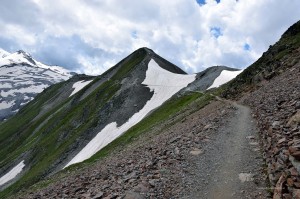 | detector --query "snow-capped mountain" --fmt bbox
[0,49,75,121]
